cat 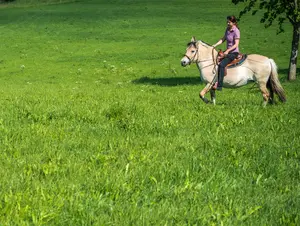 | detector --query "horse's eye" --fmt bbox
[191,50,195,53]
